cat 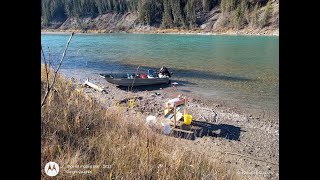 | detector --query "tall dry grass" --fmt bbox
[41,65,236,179]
